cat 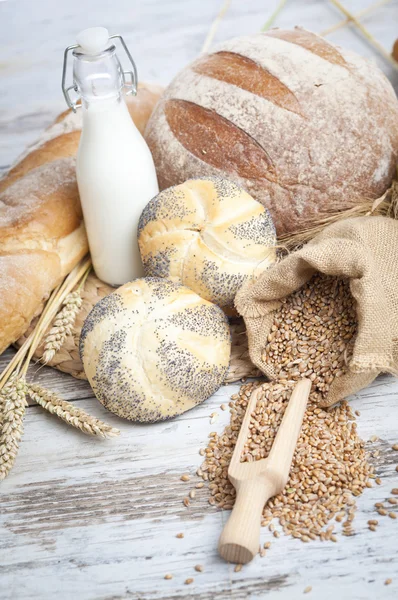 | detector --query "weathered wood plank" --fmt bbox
[1,376,398,599]
[1,1,398,598]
